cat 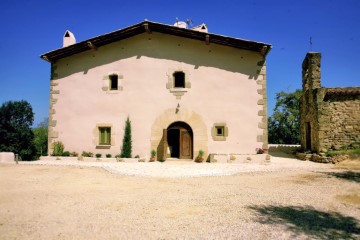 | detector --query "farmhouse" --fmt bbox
[41,20,271,160]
